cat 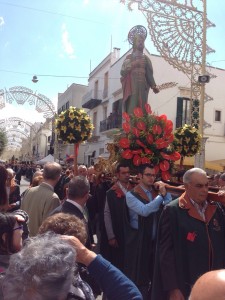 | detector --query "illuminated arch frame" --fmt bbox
[0,86,56,118]
[0,87,56,150]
